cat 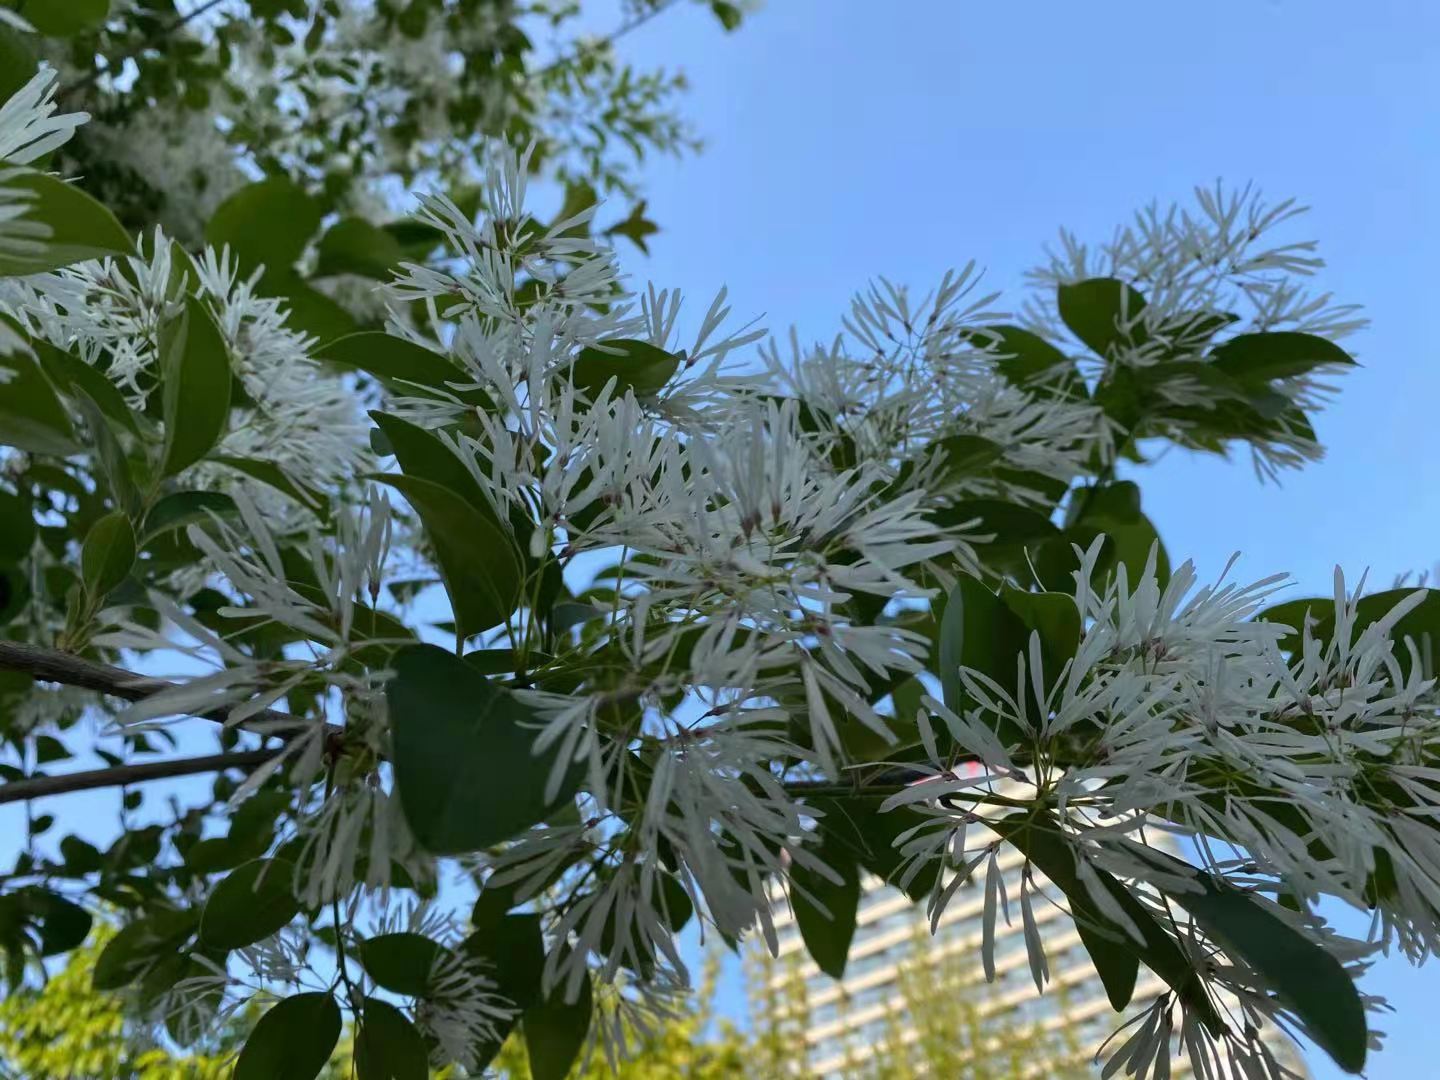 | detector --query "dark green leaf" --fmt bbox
[1057,278,1149,358]
[1210,331,1356,383]
[314,217,407,280]
[973,325,1085,399]
[387,645,581,854]
[80,511,136,600]
[143,491,237,540]
[93,908,199,991]
[0,490,33,564]
[200,859,300,949]
[317,333,476,403]
[0,348,77,455]
[524,970,592,1080]
[373,475,521,640]
[0,171,134,276]
[72,390,140,517]
[999,585,1080,674]
[355,998,428,1080]
[358,933,444,997]
[936,575,1028,741]
[463,912,545,1010]
[790,837,860,979]
[206,178,320,277]
[21,0,108,36]
[570,338,679,398]
[211,455,326,513]
[159,297,232,476]
[32,339,140,436]
[233,992,341,1080]
[1139,847,1367,1073]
